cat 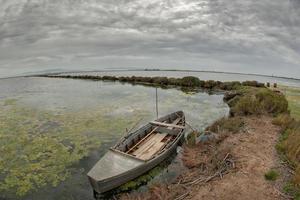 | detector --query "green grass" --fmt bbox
[264,169,279,181]
[279,85,300,120]
[283,182,300,199]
